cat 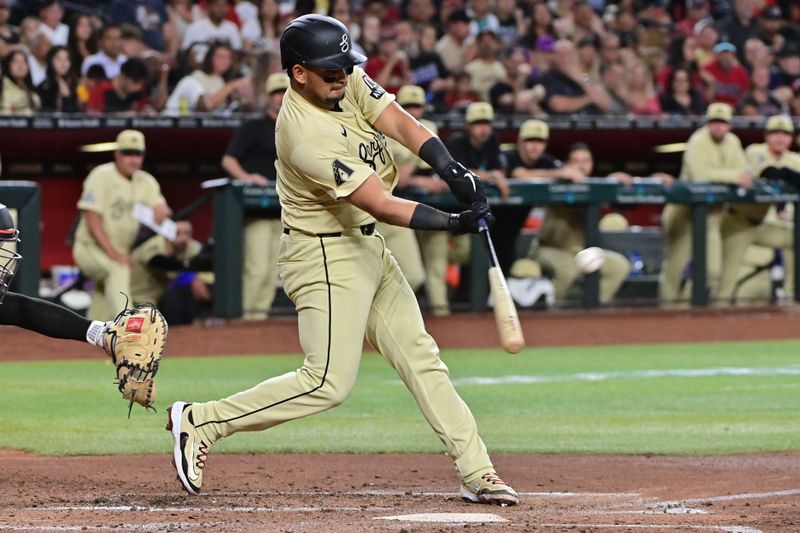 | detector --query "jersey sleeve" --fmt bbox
[348,66,395,124]
[289,134,376,199]
[76,170,106,214]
